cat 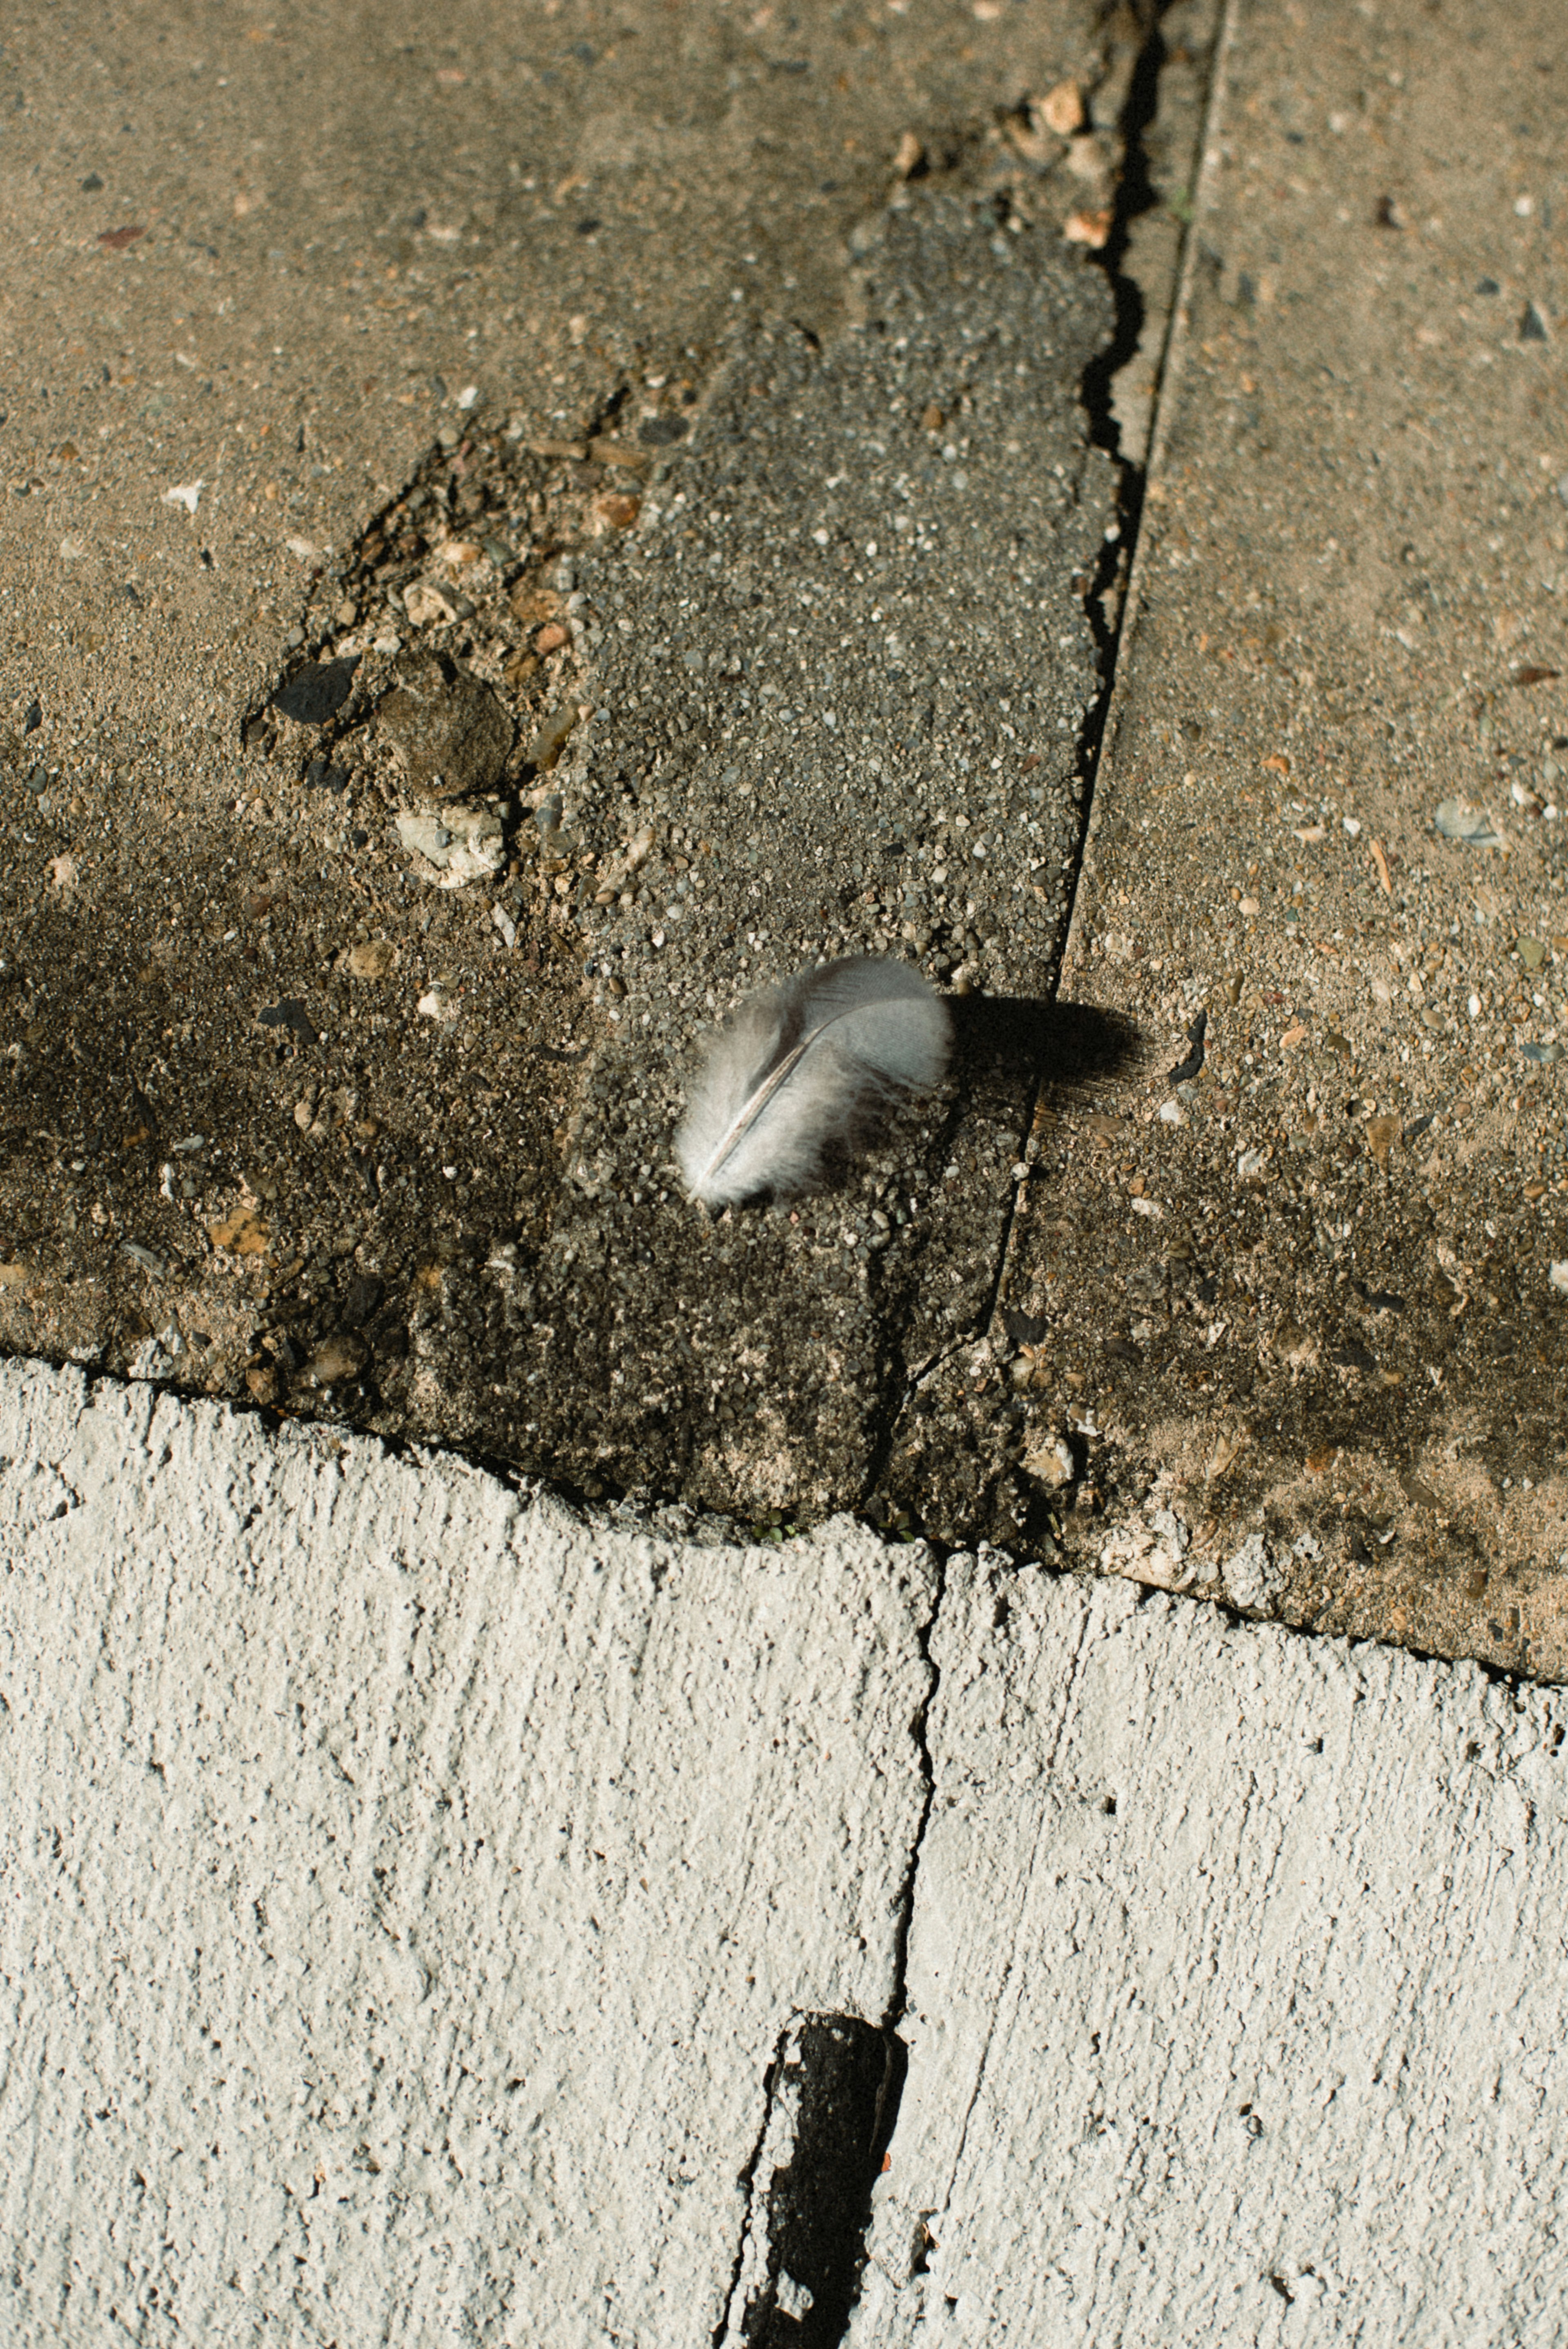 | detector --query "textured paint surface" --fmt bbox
[852,1560,1568,2347]
[5,1362,1568,2345]
[0,1363,934,2346]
